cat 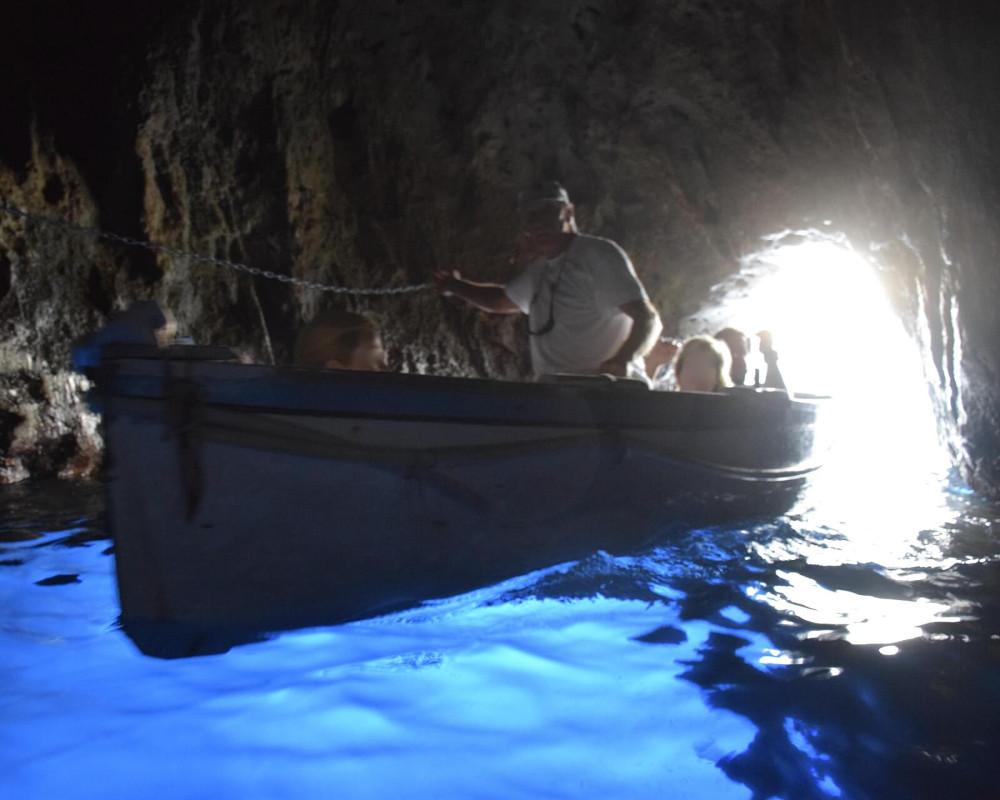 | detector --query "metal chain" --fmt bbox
[0,203,431,296]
